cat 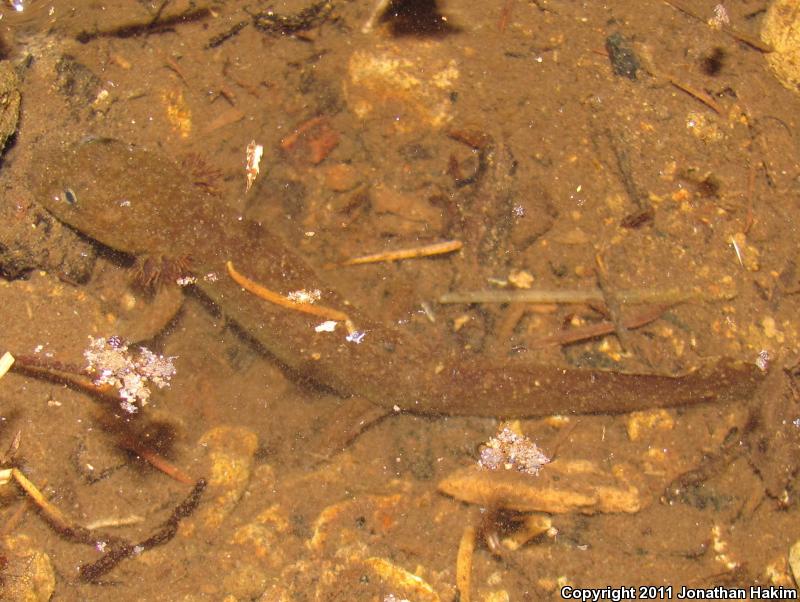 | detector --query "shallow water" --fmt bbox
[1,0,800,600]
